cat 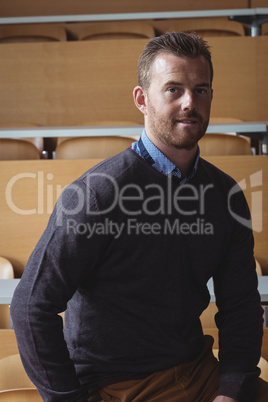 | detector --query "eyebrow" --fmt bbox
[164,80,211,88]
